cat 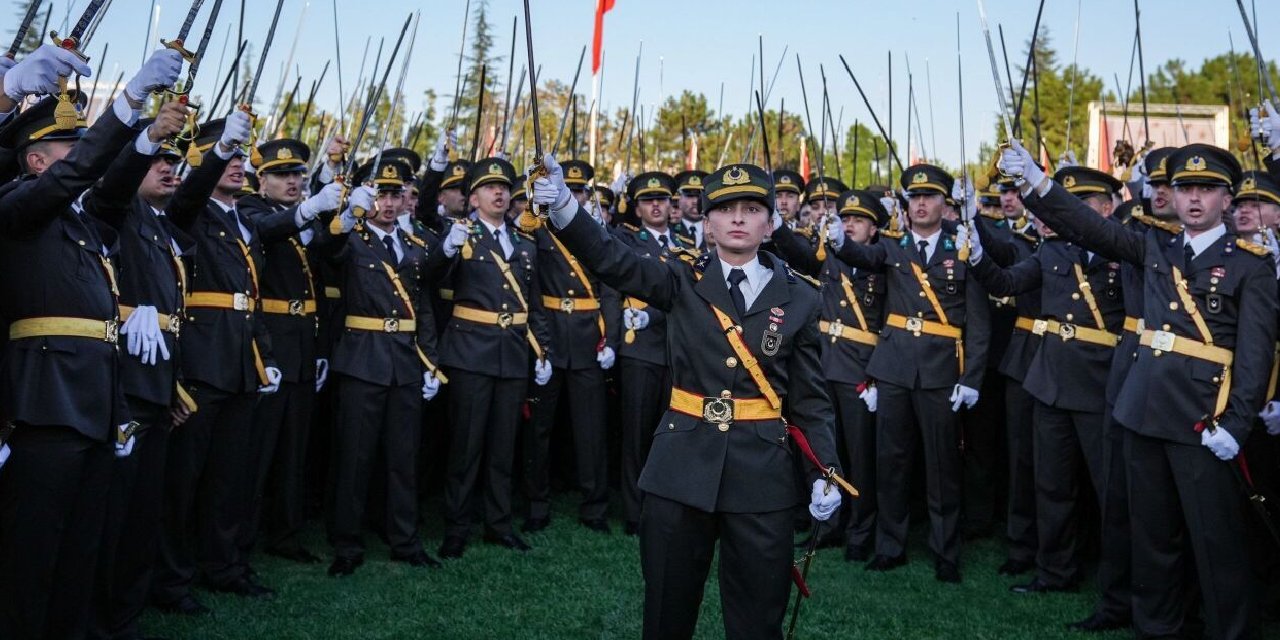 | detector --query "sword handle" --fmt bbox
[160,38,196,63]
[48,31,87,62]
[527,162,549,219]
